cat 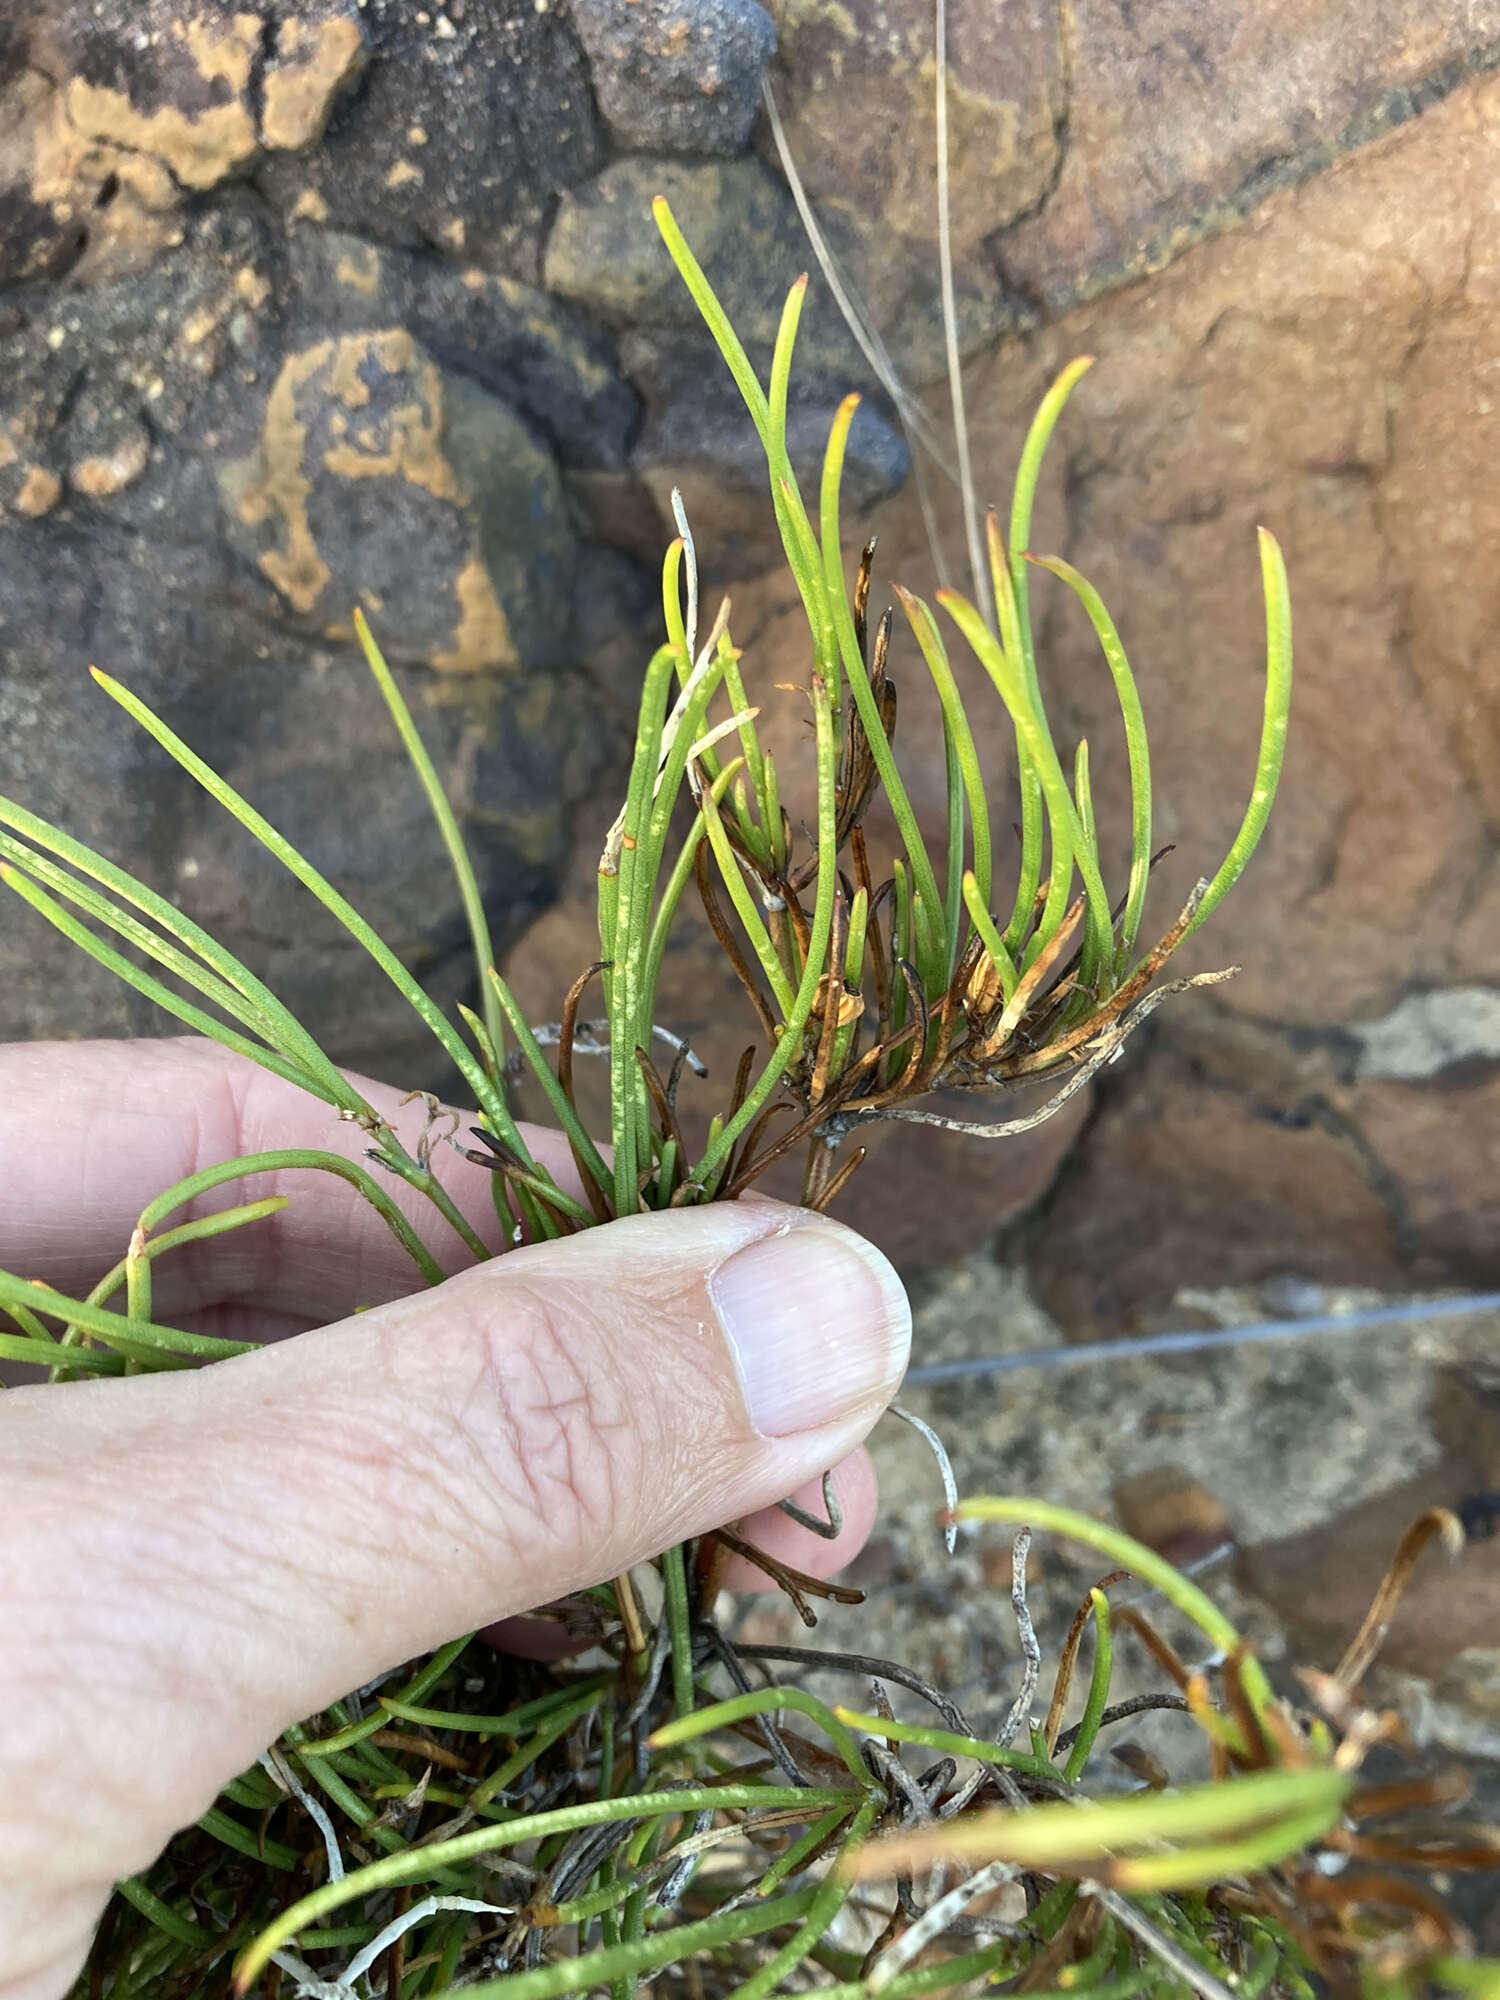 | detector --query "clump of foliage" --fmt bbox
[2,201,1494,2000]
